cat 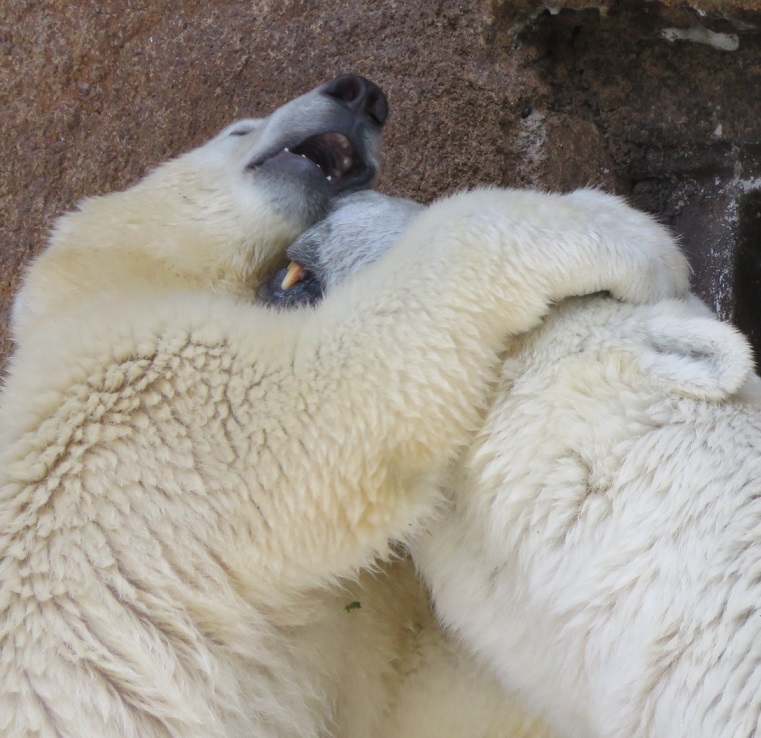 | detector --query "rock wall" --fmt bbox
[3,0,761,363]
